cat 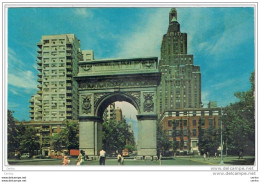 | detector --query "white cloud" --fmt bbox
[8,71,37,90]
[8,48,38,91]
[8,102,19,109]
[10,88,19,95]
[115,9,169,58]
[8,48,25,66]
[73,8,93,18]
